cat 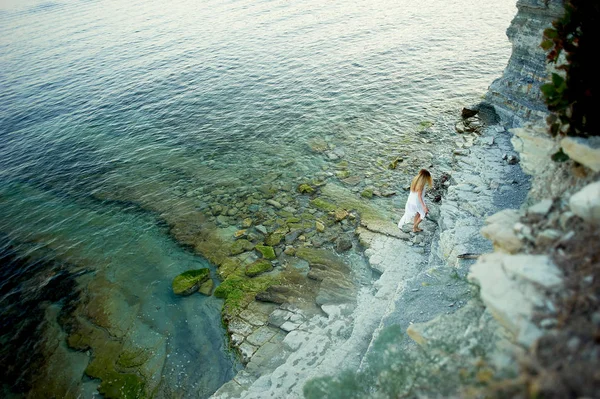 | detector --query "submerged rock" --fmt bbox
[245,259,274,277]
[172,268,211,296]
